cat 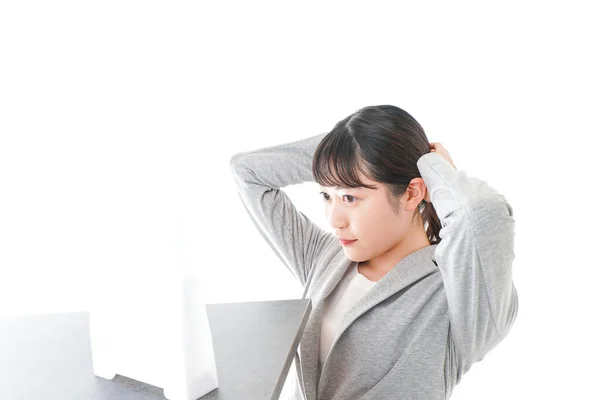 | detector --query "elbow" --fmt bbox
[470,193,513,215]
[230,152,244,174]
[230,153,260,189]
[230,152,249,181]
[472,191,515,221]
